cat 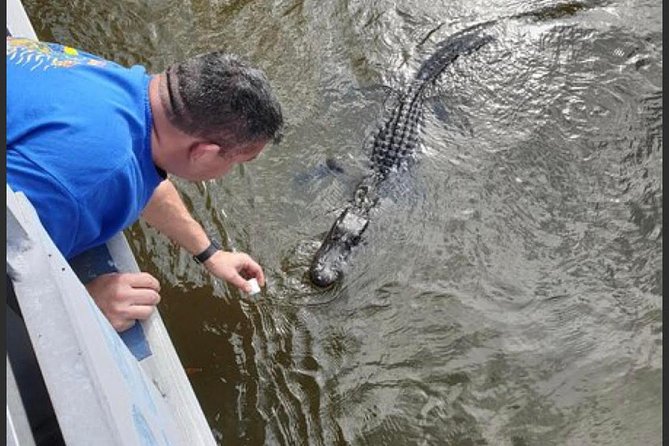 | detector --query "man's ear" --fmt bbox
[189,142,221,162]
